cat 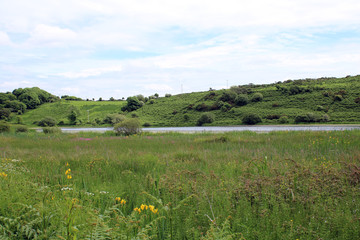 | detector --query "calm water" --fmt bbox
[59,125,360,133]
